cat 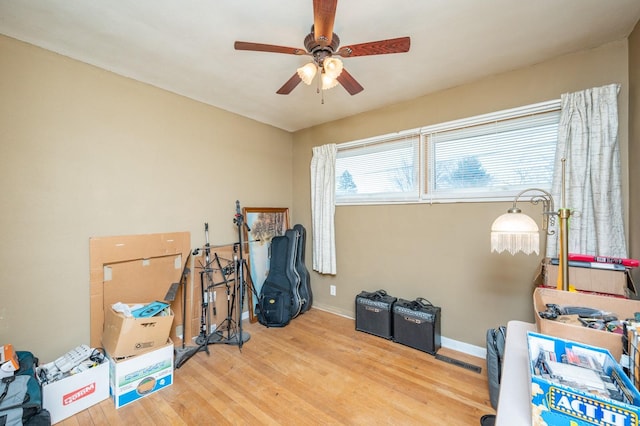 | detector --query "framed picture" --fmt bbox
[242,207,290,322]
